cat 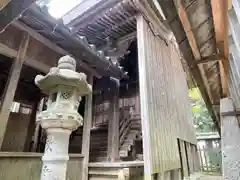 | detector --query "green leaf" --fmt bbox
[189,88,202,100]
[192,106,201,113]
